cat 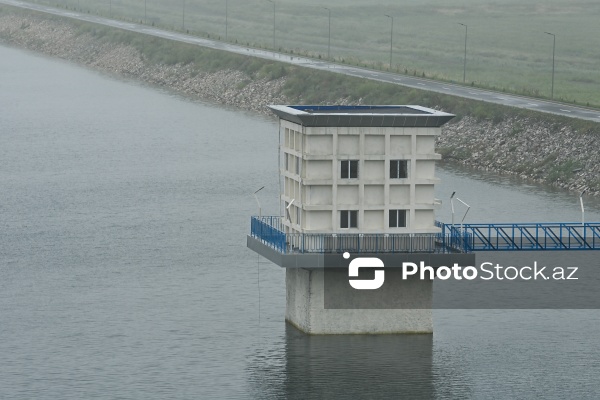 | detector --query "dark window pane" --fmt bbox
[340,210,349,228]
[399,161,407,178]
[399,210,406,227]
[341,161,349,179]
[391,160,408,179]
[349,160,358,178]
[389,209,397,227]
[350,211,358,228]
